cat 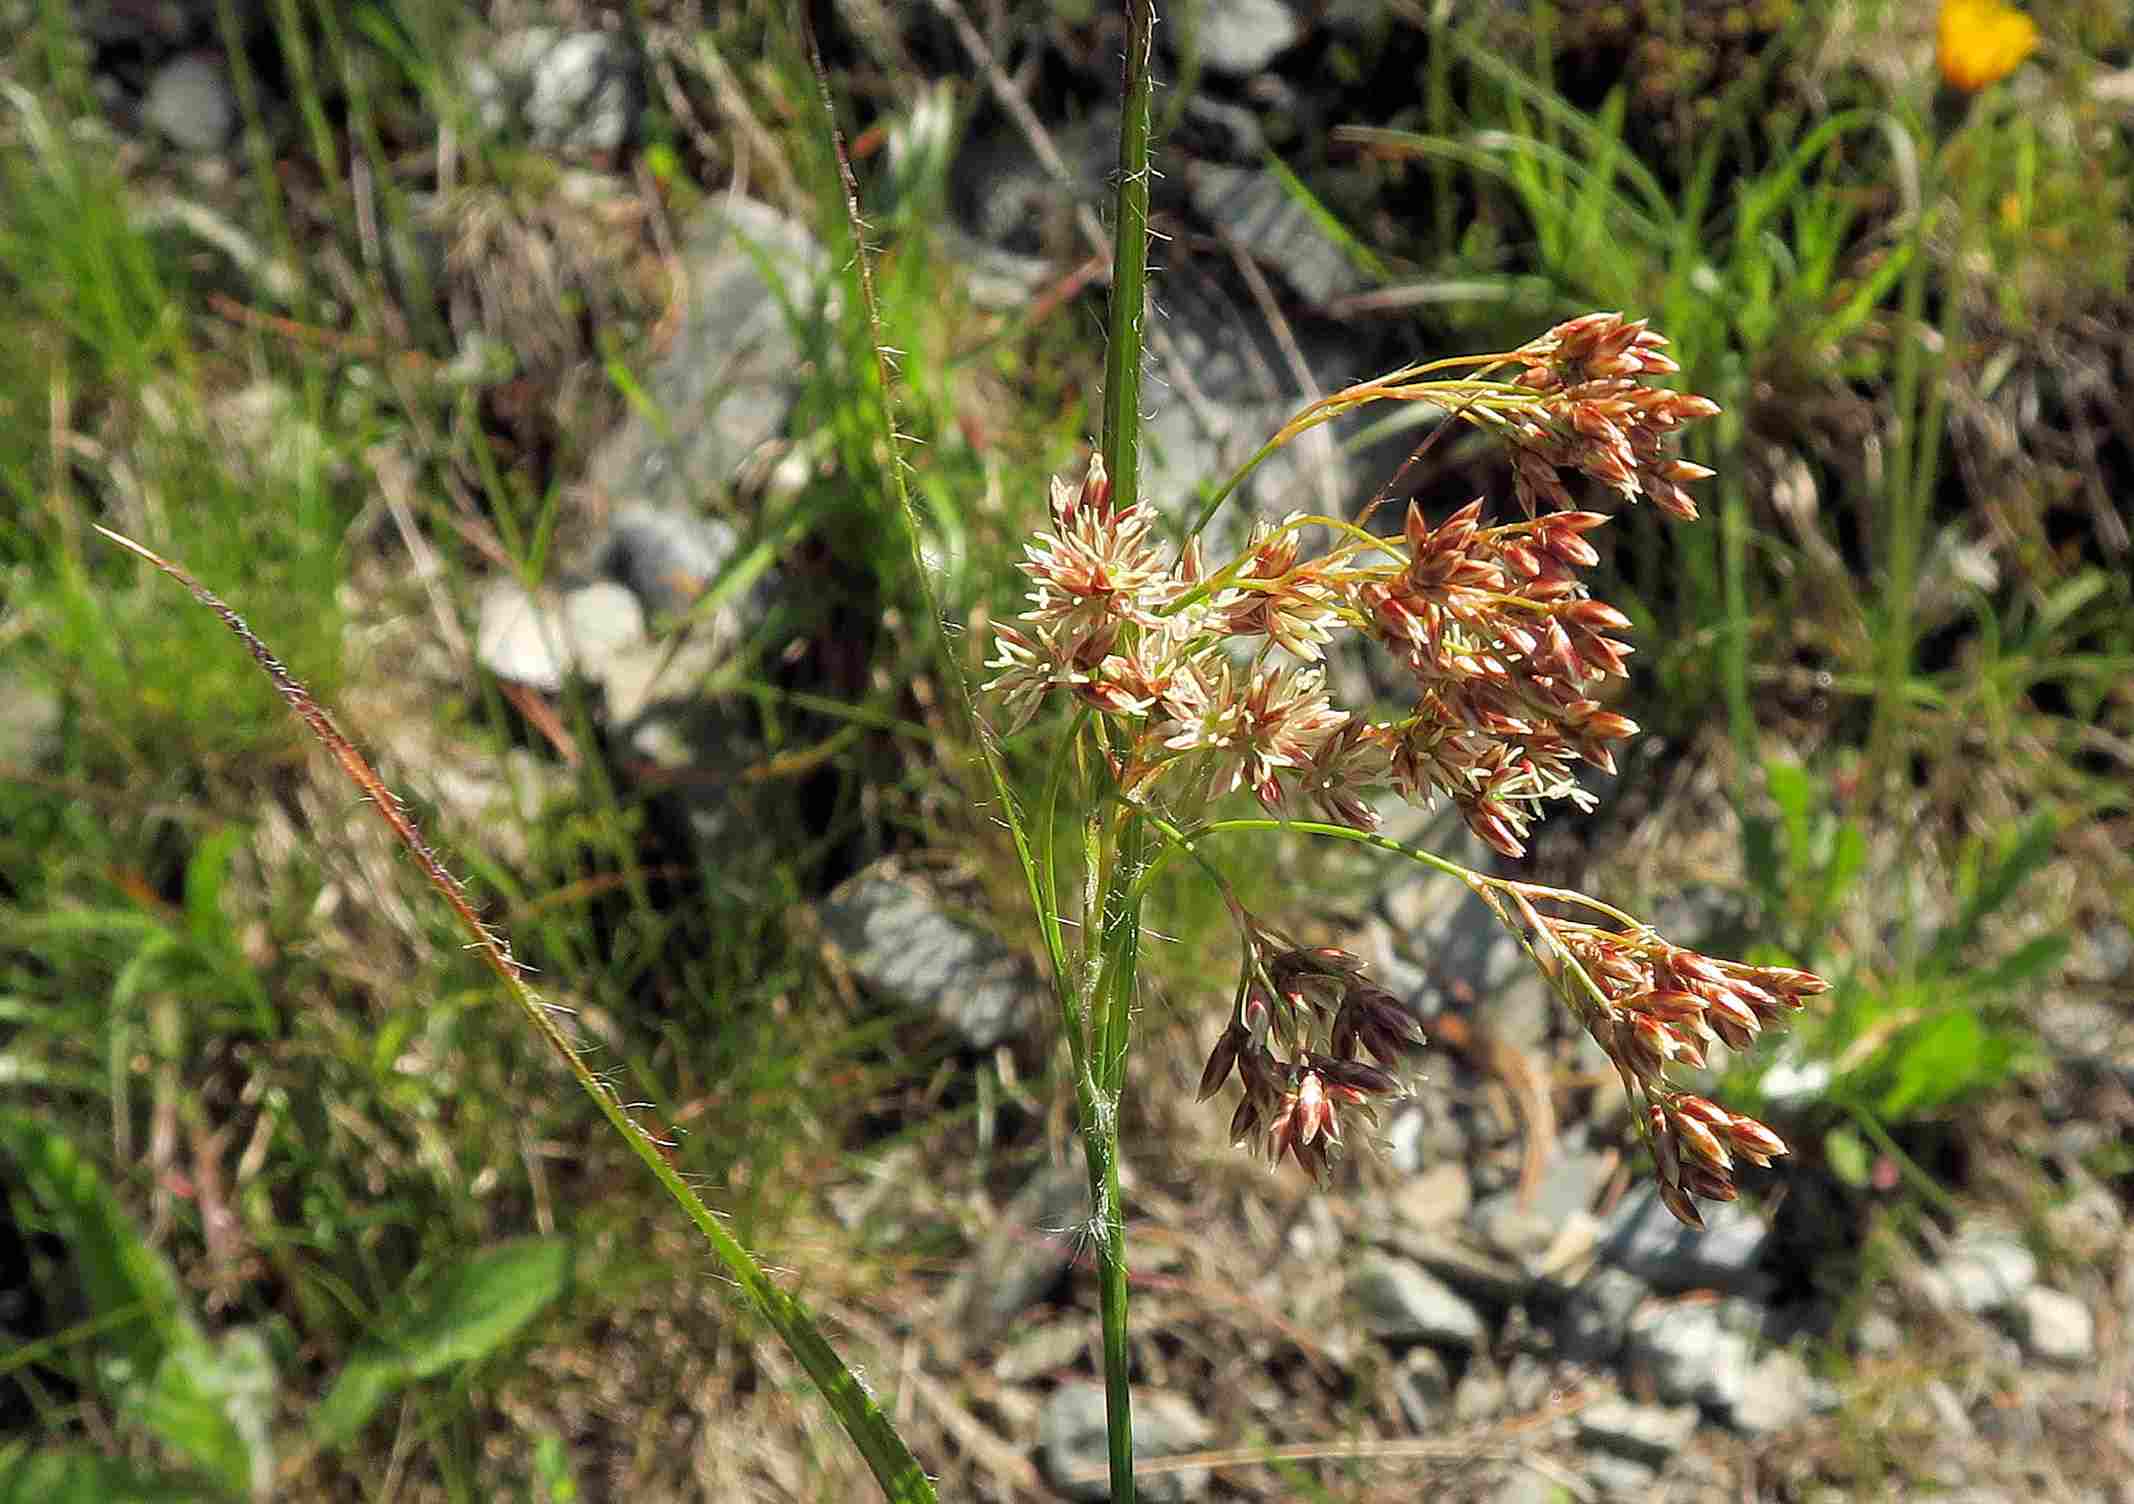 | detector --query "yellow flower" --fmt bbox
[1937,0,2039,92]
